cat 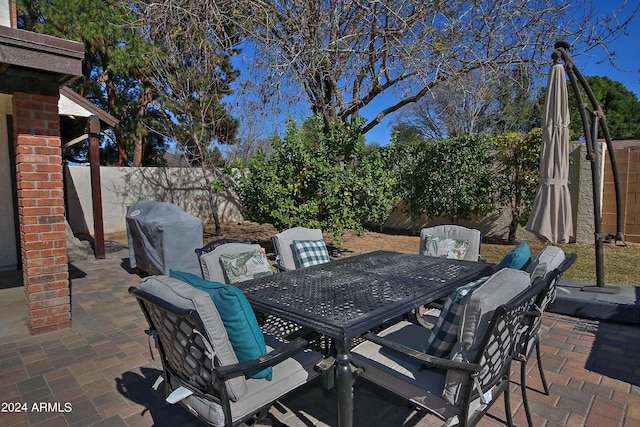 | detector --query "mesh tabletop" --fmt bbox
[236,251,493,341]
